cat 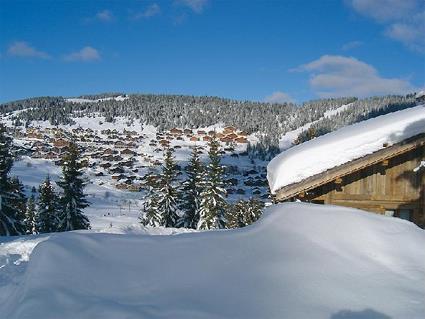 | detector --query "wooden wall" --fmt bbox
[304,146,425,227]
